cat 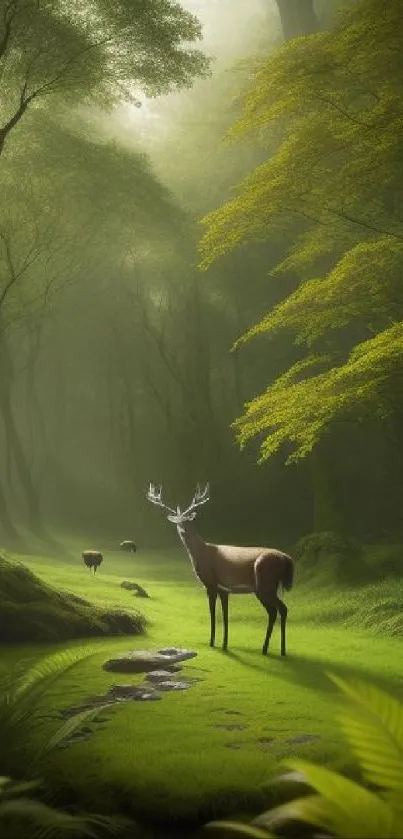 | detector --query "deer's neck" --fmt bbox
[177,524,206,571]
